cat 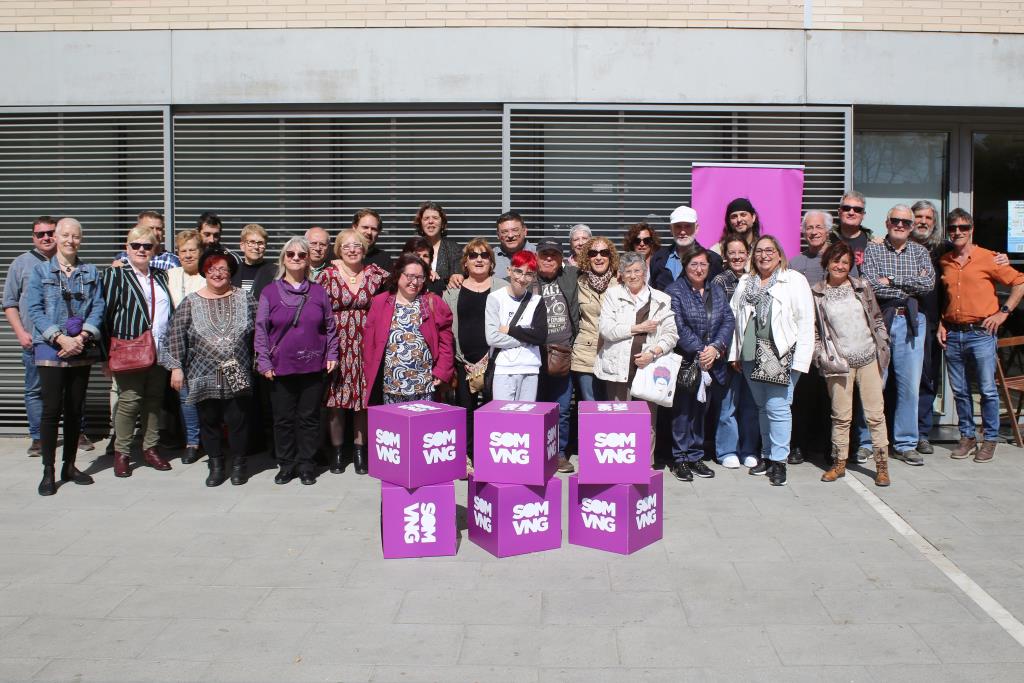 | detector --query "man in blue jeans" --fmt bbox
[863,205,935,465]
[937,208,1024,463]
[3,217,60,455]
